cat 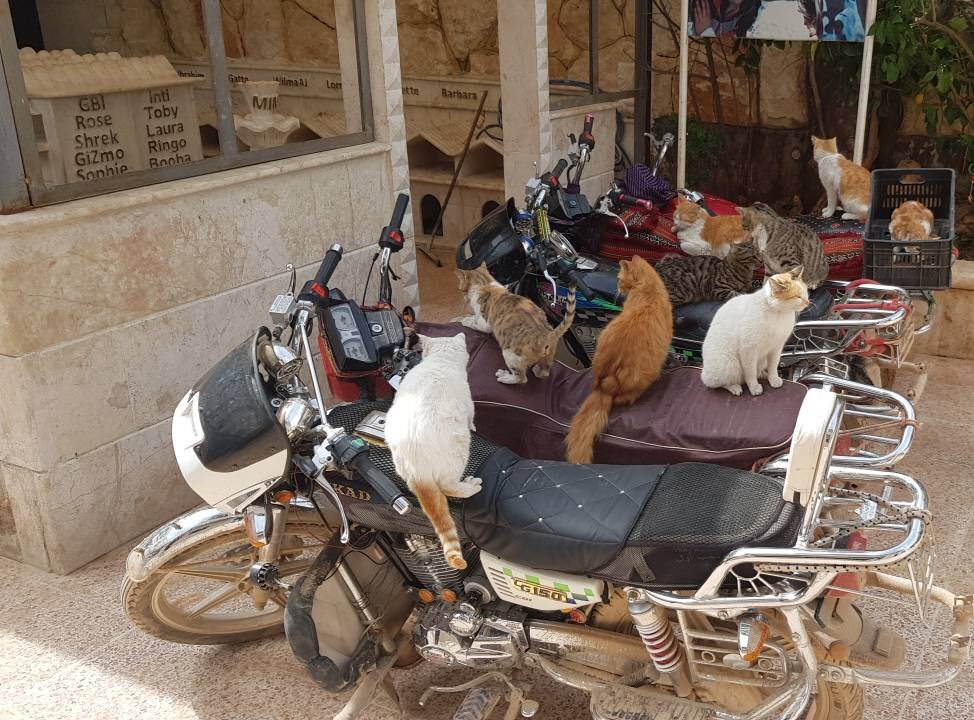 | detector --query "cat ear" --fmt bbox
[789,265,804,280]
[619,259,630,272]
[630,254,649,267]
